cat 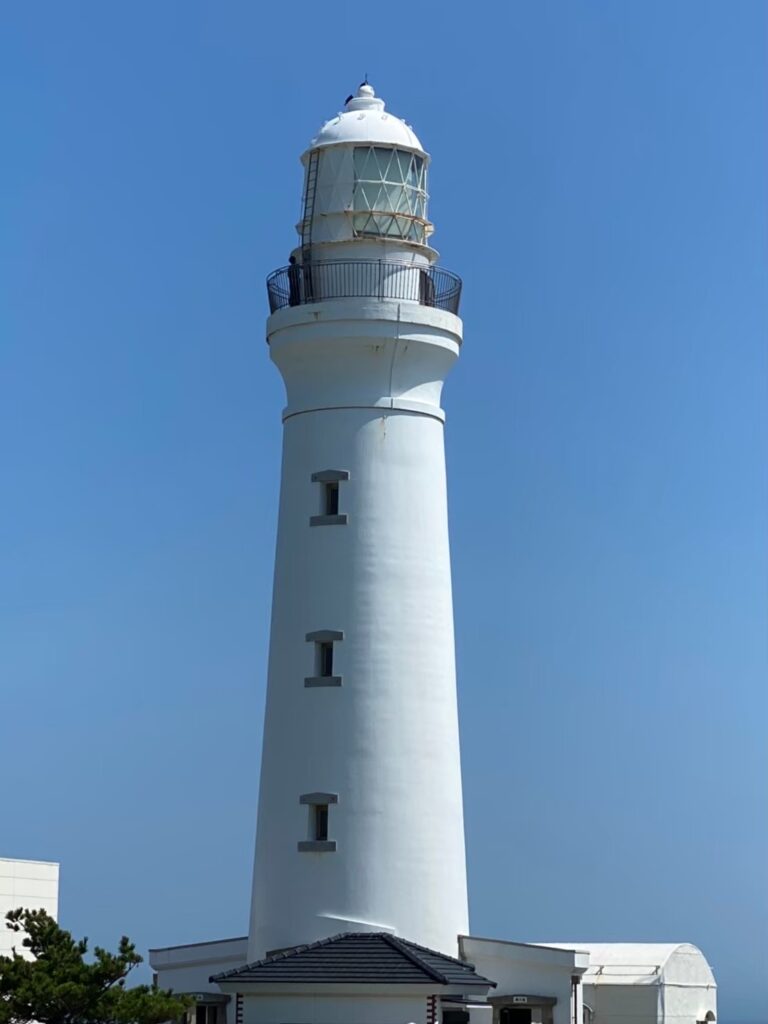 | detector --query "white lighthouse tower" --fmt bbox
[149,84,720,1024]
[247,83,469,961]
